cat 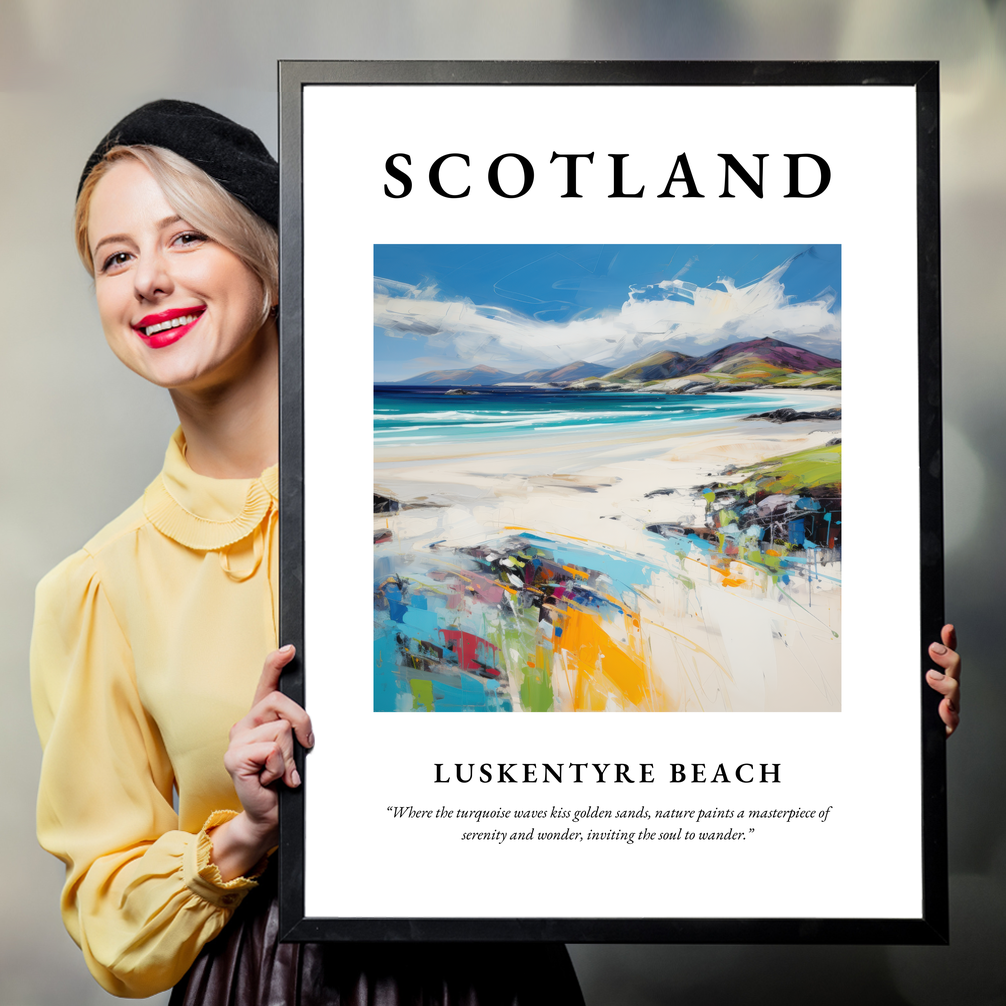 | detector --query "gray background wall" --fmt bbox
[1,2,1003,1003]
